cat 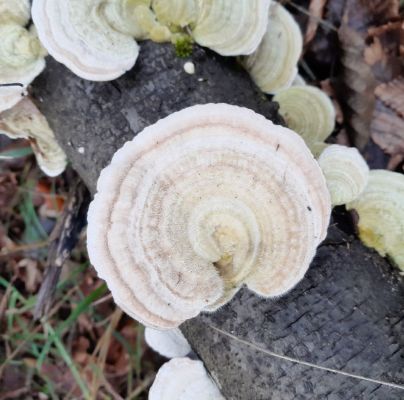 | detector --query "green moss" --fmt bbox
[174,36,193,58]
